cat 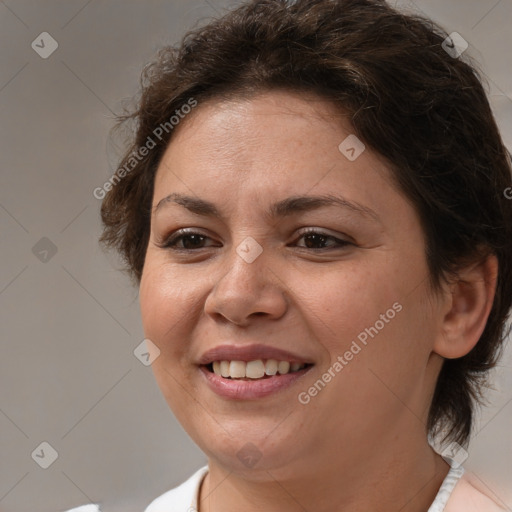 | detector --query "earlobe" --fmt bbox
[433,254,498,359]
